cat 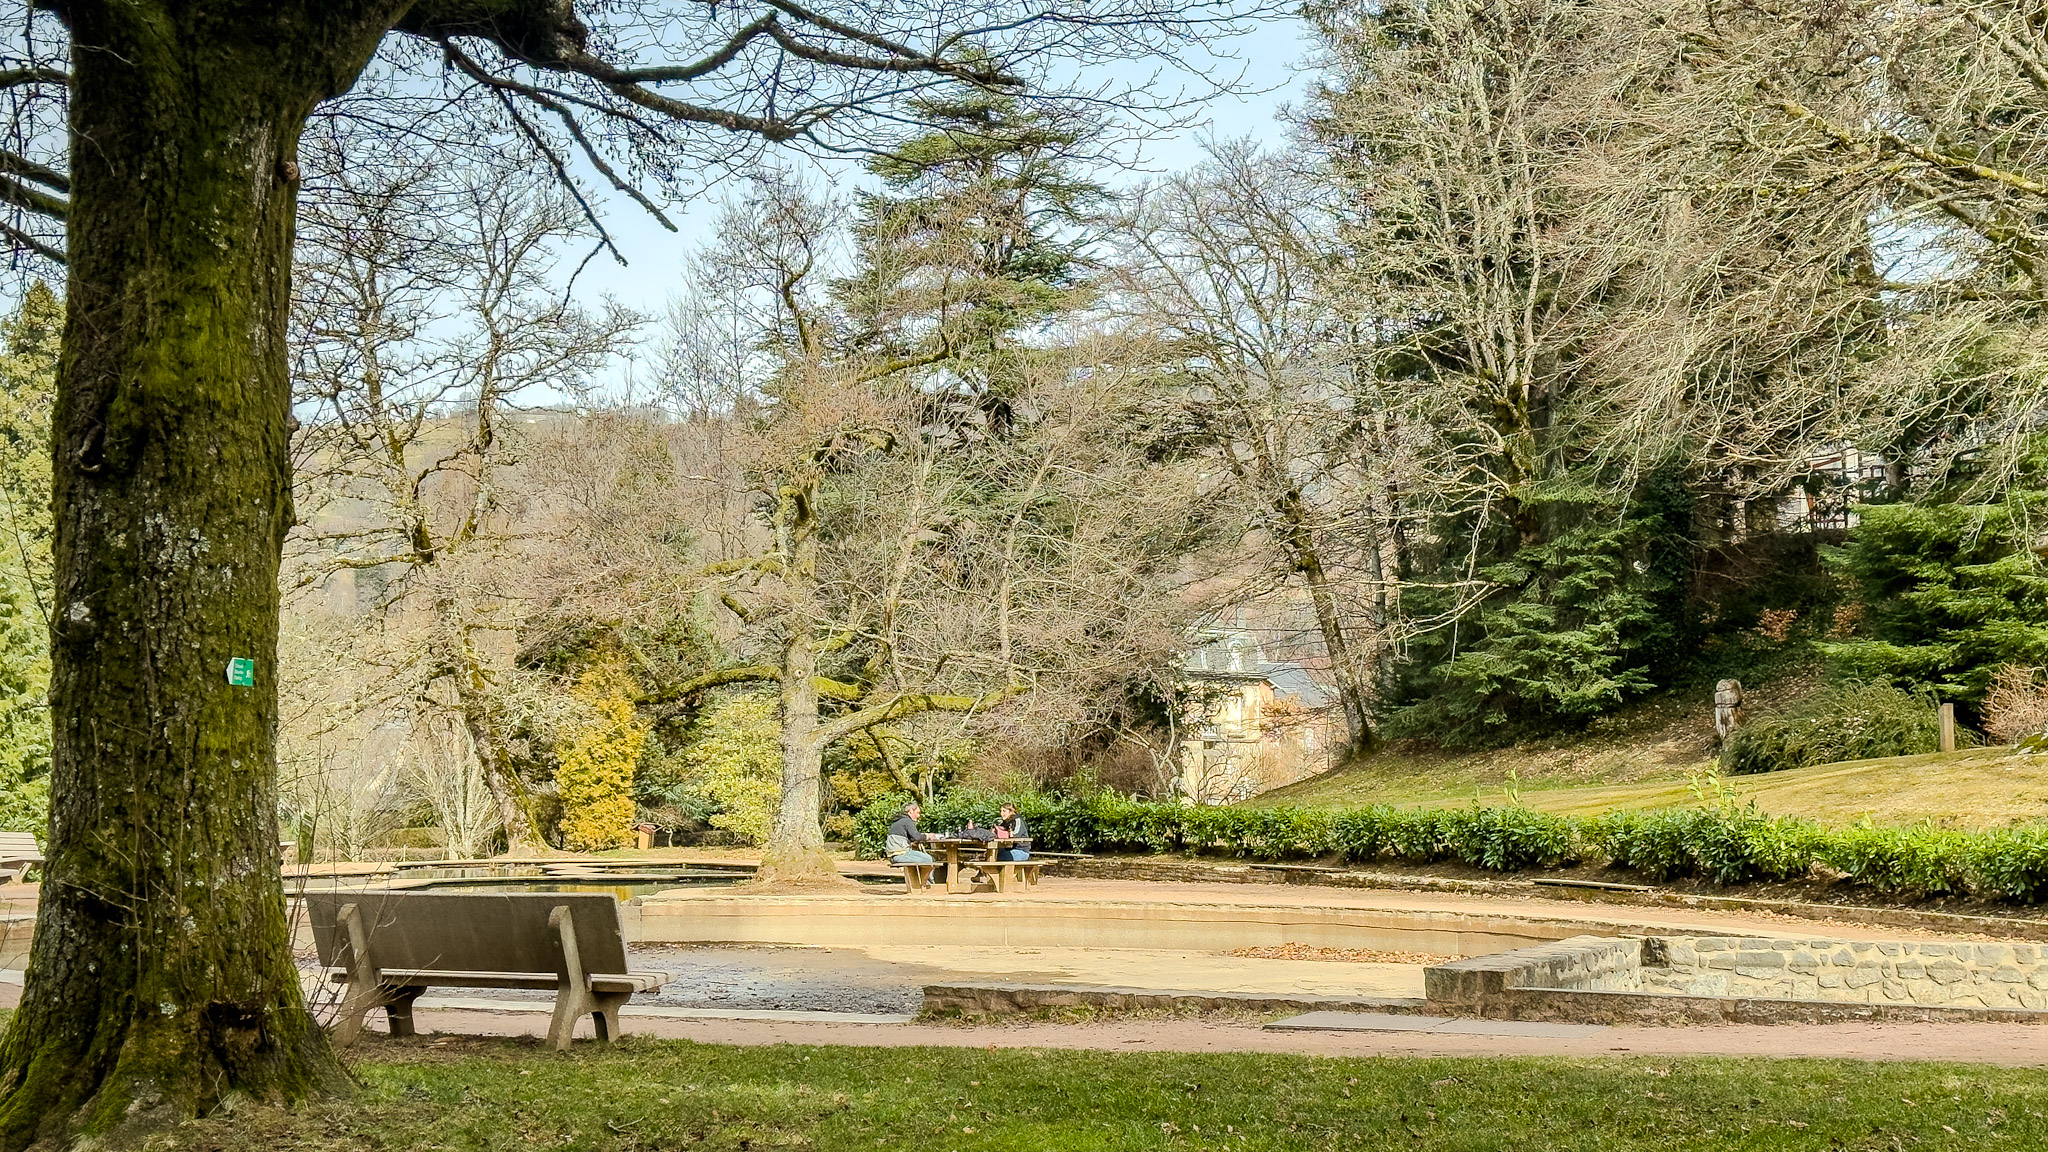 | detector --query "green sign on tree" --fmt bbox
[225,657,255,688]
